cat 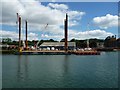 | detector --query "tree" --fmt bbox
[104,35,117,48]
[2,38,12,43]
[2,38,12,44]
[70,38,76,42]
[49,39,55,42]
[60,38,65,42]
[89,41,97,48]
